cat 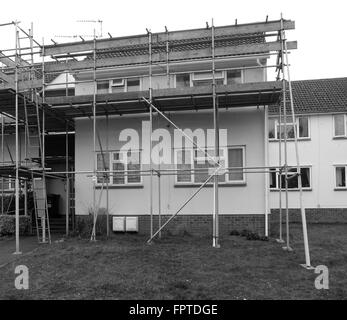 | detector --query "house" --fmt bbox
[1,19,311,242]
[268,77,347,224]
